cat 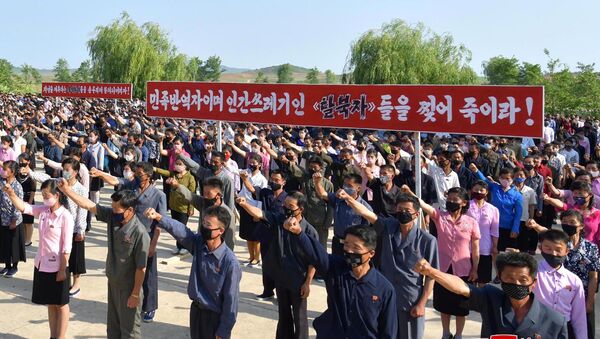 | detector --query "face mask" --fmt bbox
[200,227,219,241]
[590,171,599,178]
[124,154,134,162]
[252,147,260,153]
[541,160,548,165]
[343,251,365,268]
[249,165,259,172]
[561,223,578,237]
[174,144,183,151]
[13,131,20,137]
[343,185,357,196]
[451,160,462,168]
[209,164,219,172]
[574,196,587,206]
[424,149,433,157]
[123,170,133,179]
[357,145,365,152]
[62,171,72,180]
[472,192,487,200]
[112,212,125,224]
[523,164,534,171]
[174,165,186,173]
[284,207,297,218]
[439,144,448,150]
[43,197,57,207]
[224,154,231,161]
[541,252,566,268]
[380,175,390,184]
[501,282,531,300]
[445,201,461,212]
[203,196,217,207]
[285,154,295,161]
[514,177,525,184]
[499,178,512,188]
[396,211,414,224]
[268,181,282,191]
[391,149,400,155]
